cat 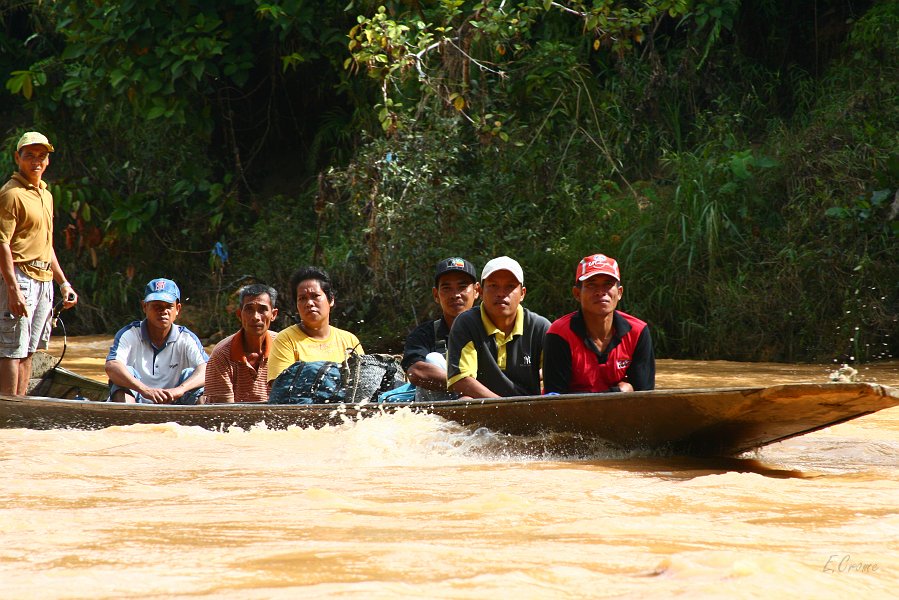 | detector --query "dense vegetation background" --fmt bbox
[1,0,896,363]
